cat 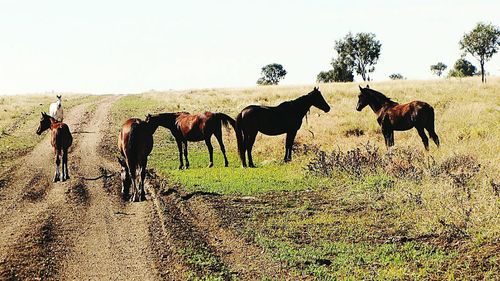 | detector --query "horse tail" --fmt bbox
[214,112,236,131]
[235,113,245,166]
[126,121,139,169]
[426,105,440,147]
